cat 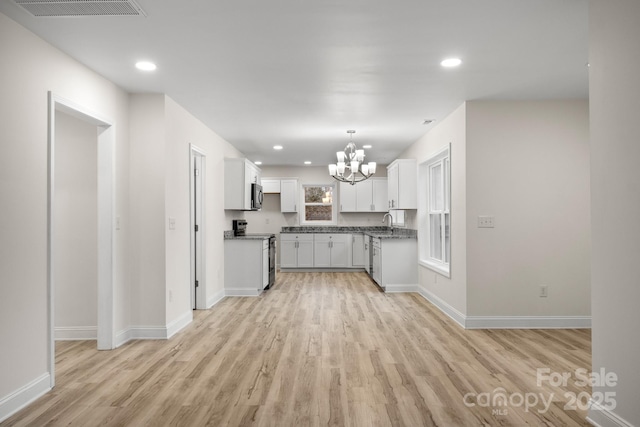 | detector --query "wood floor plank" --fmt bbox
[2,271,592,426]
